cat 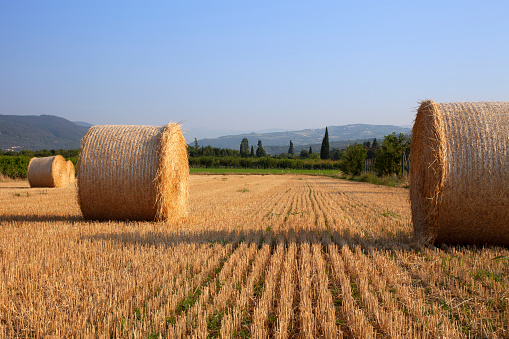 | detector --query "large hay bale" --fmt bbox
[77,123,189,221]
[27,155,68,188]
[67,160,75,185]
[410,100,509,245]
